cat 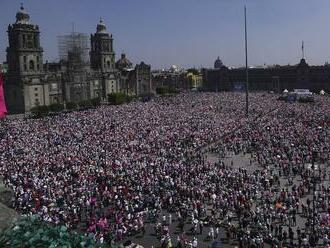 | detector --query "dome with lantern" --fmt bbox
[96,18,107,34]
[116,53,133,70]
[170,65,179,72]
[214,56,223,69]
